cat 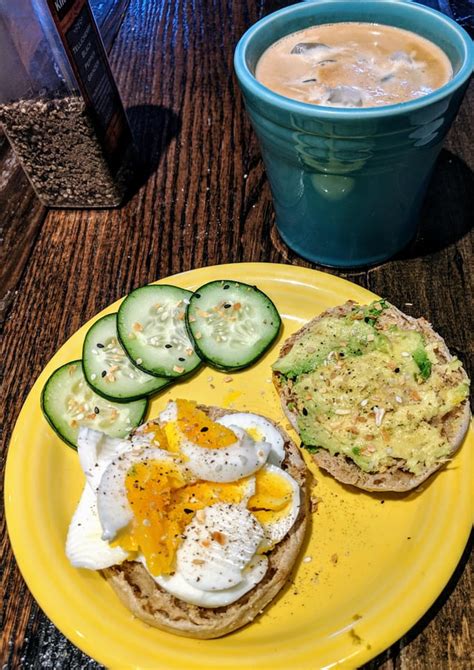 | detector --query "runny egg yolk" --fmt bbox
[115,458,254,576]
[114,460,185,574]
[140,423,175,450]
[248,469,294,547]
[139,401,238,456]
[174,399,237,448]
